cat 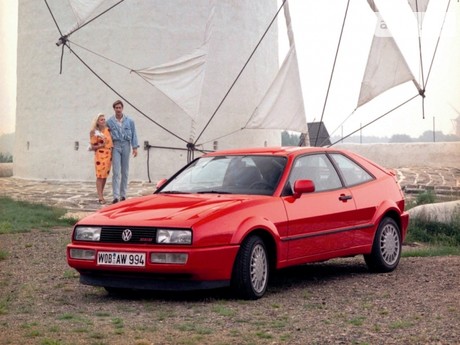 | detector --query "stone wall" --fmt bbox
[335,142,460,168]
